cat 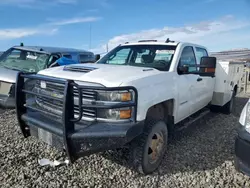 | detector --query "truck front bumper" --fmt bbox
[235,126,250,177]
[21,112,144,160]
[15,73,140,162]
